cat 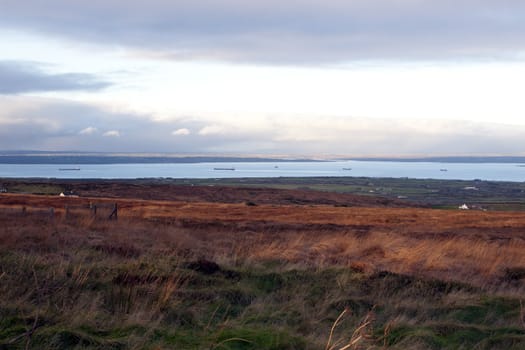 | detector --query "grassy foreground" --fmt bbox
[1,202,525,350]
